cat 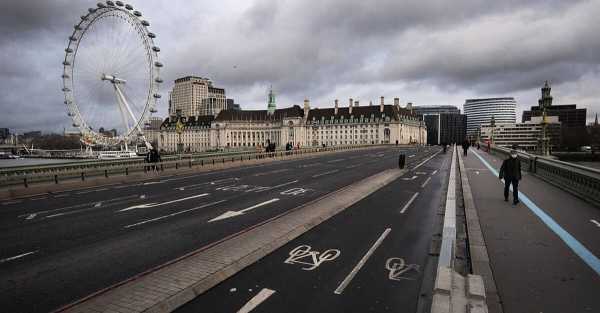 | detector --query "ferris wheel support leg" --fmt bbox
[113,83,153,150]
[113,84,132,142]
